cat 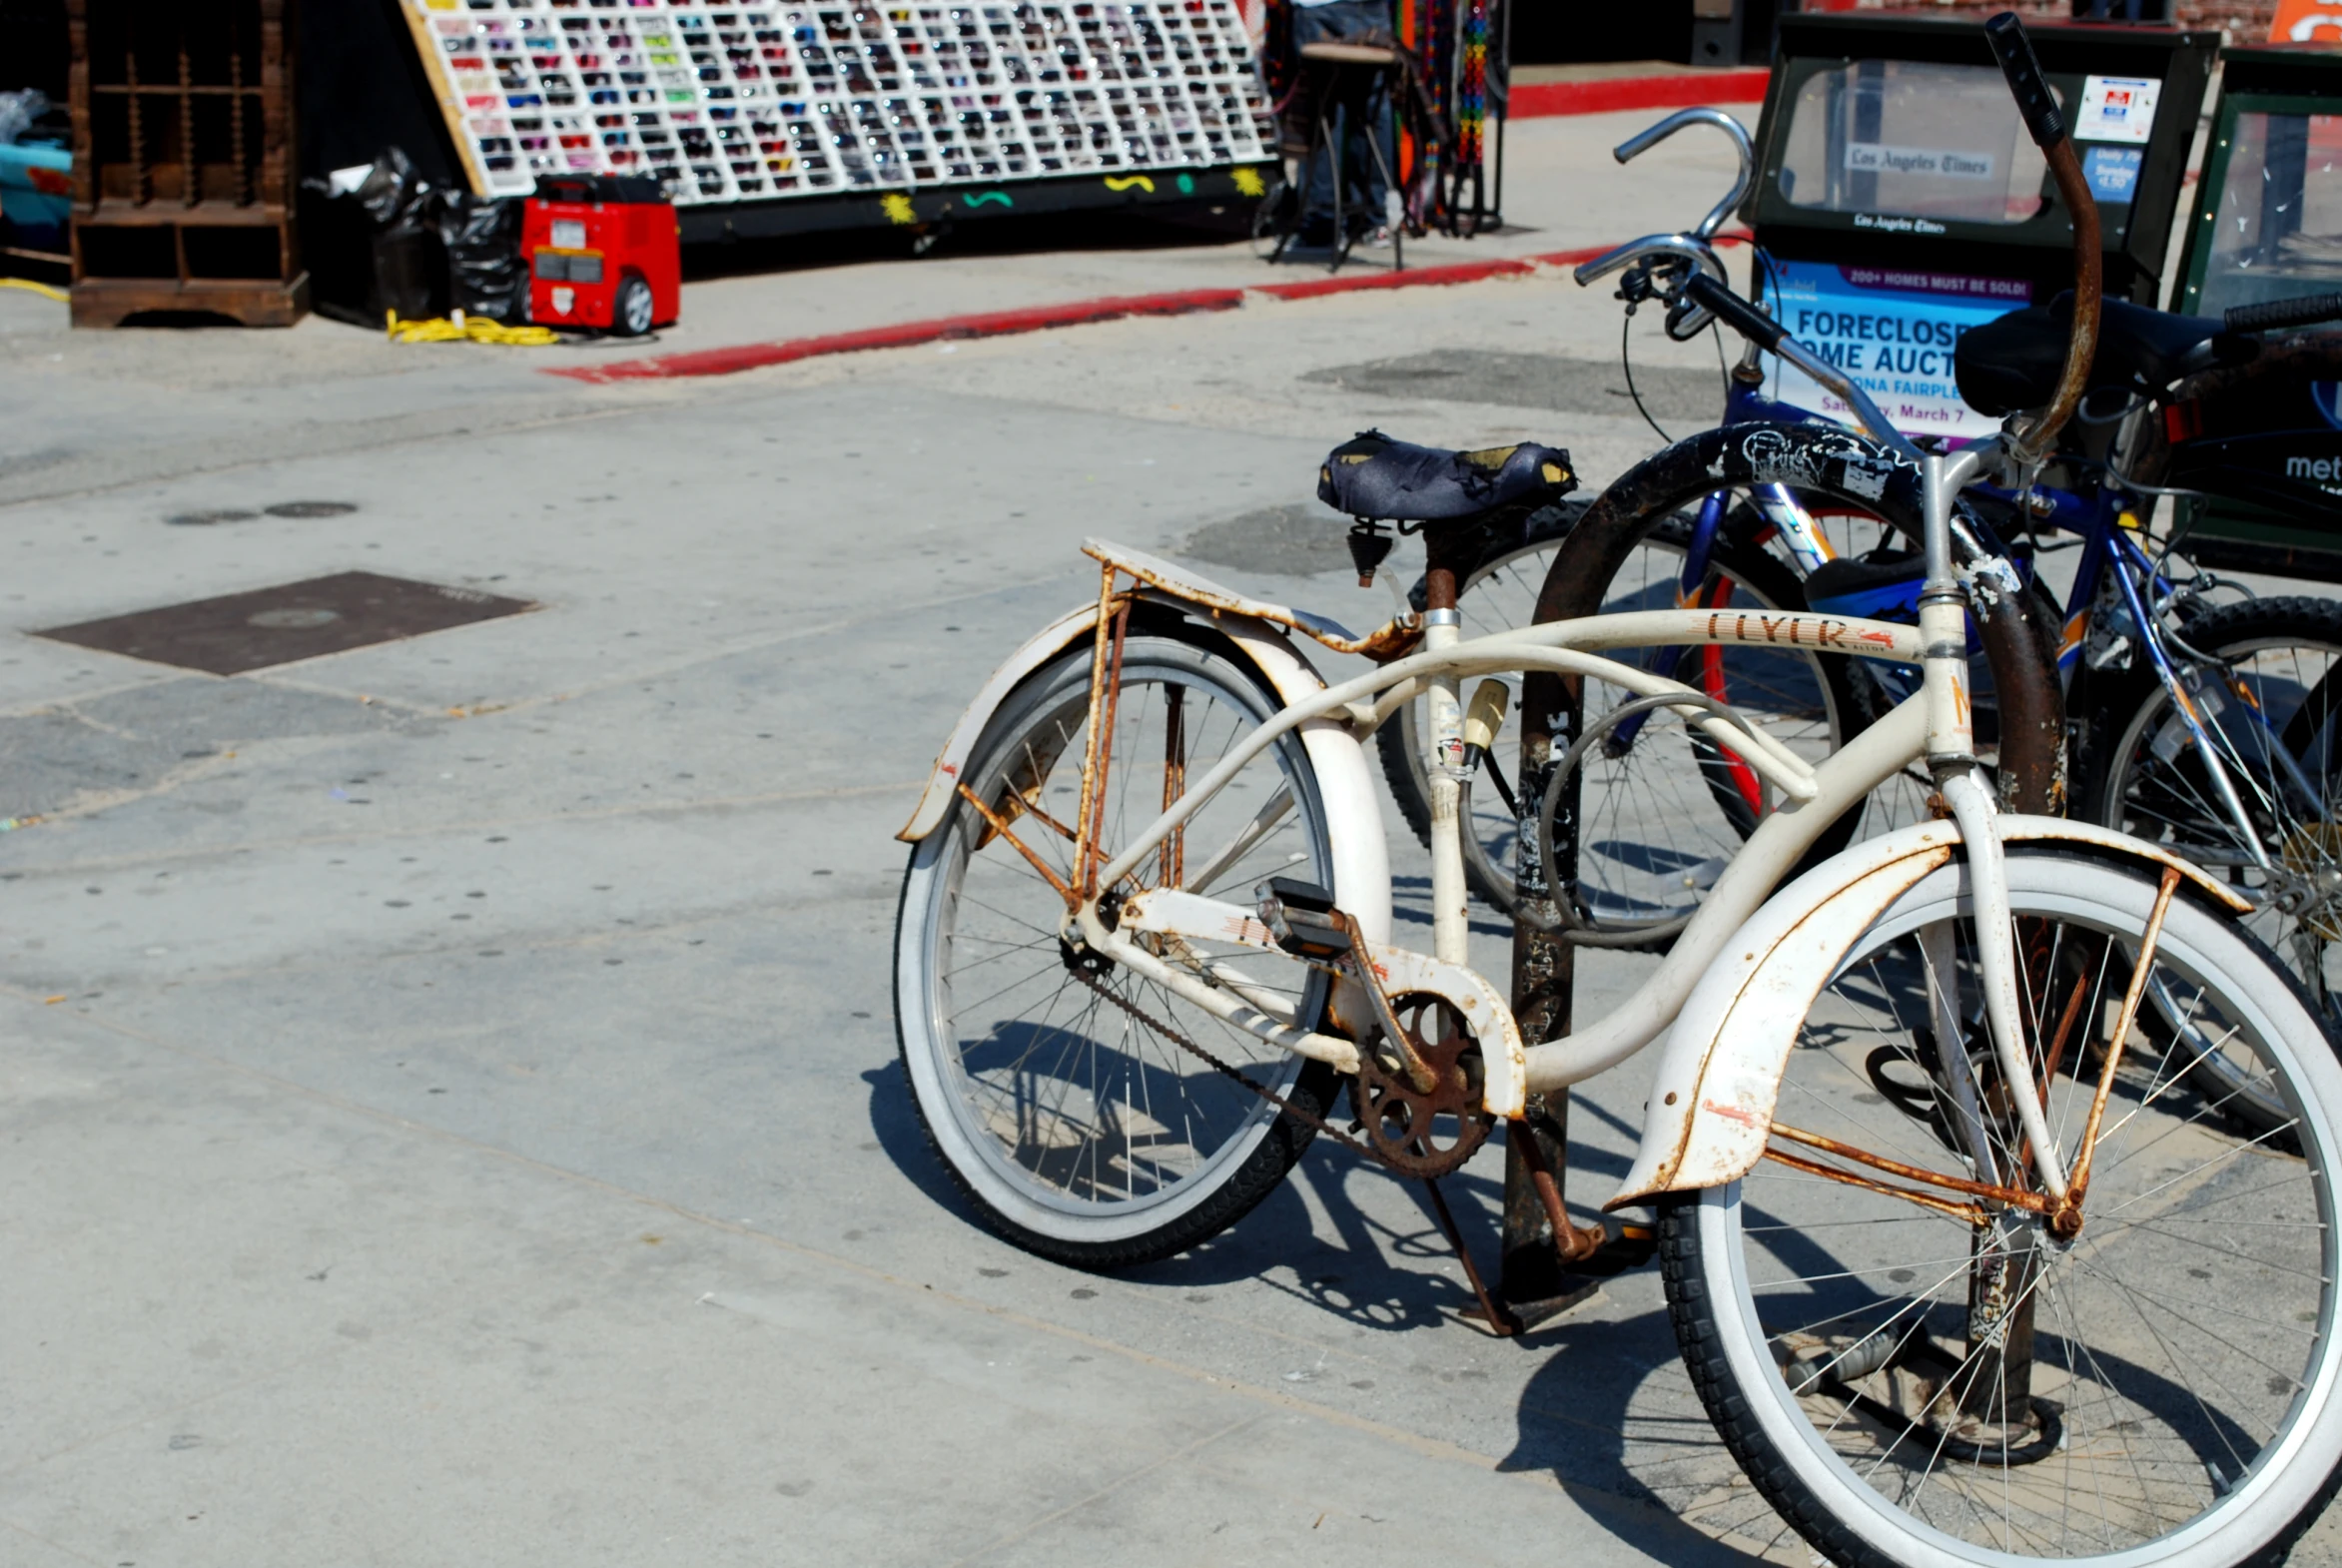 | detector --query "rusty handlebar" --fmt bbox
[1983,12,2099,463]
